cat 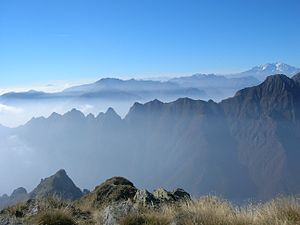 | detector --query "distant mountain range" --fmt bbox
[1,72,300,202]
[0,187,28,210]
[1,63,298,103]
[0,78,206,102]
